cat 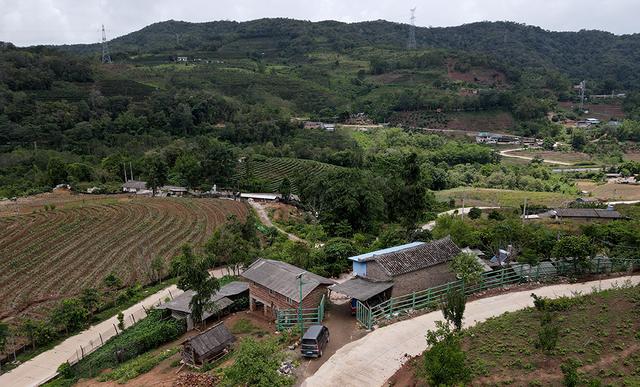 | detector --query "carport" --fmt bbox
[330,277,394,313]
